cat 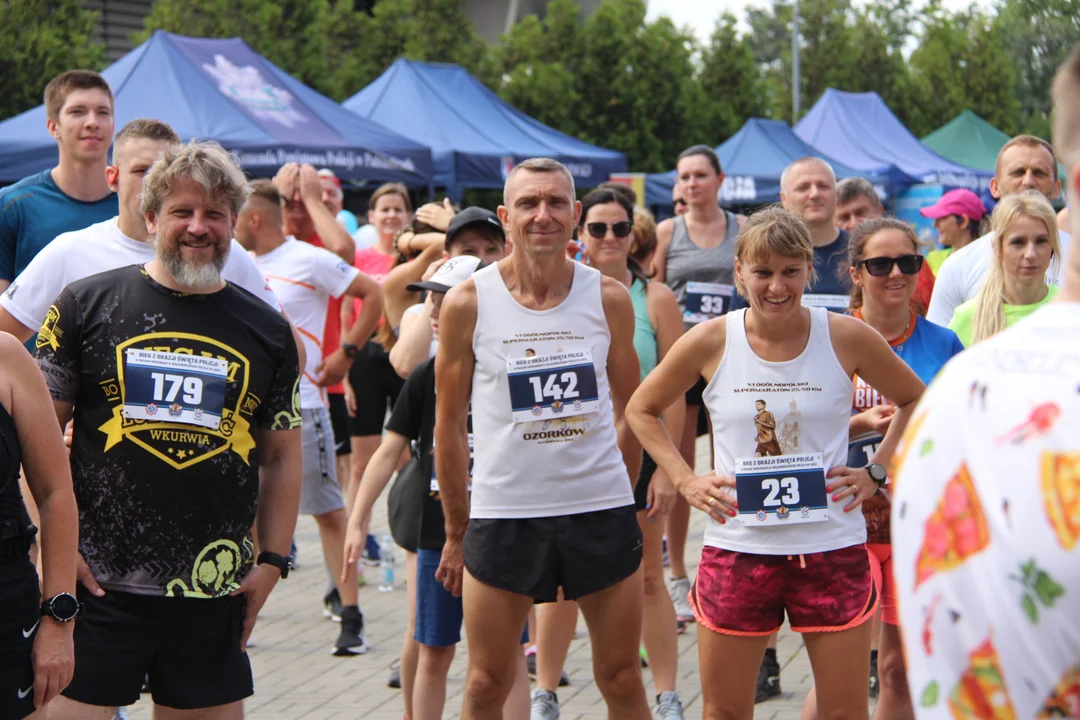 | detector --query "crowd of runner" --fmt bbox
[1,46,1079,720]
